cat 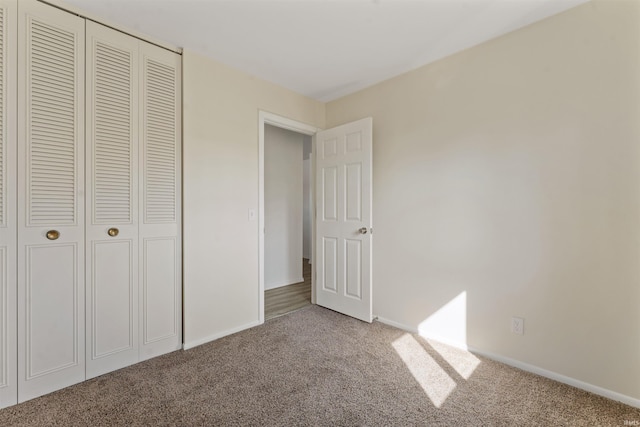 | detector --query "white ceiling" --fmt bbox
[63,0,589,102]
